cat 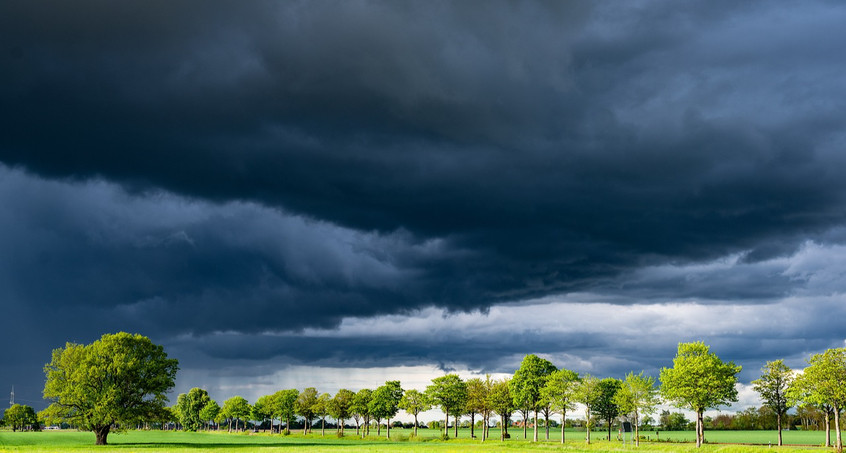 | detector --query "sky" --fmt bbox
[2,0,846,418]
